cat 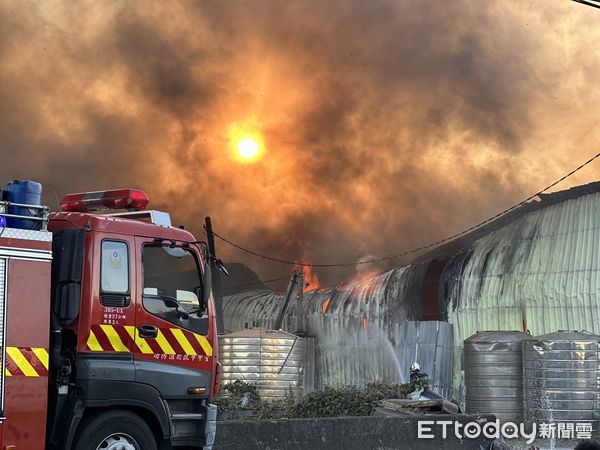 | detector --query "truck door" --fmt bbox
[132,237,214,399]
